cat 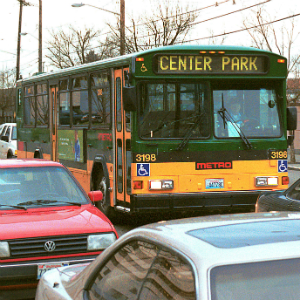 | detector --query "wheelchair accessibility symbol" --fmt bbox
[137,163,150,177]
[278,160,288,173]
